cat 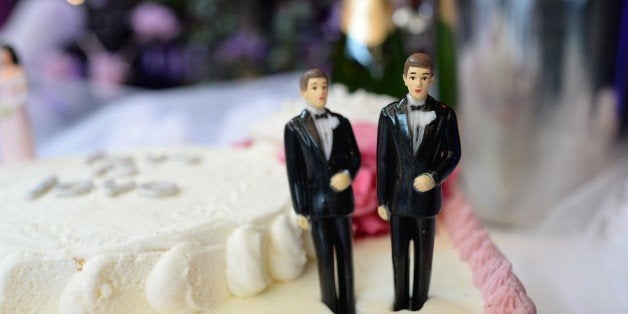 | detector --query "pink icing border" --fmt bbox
[439,185,537,314]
